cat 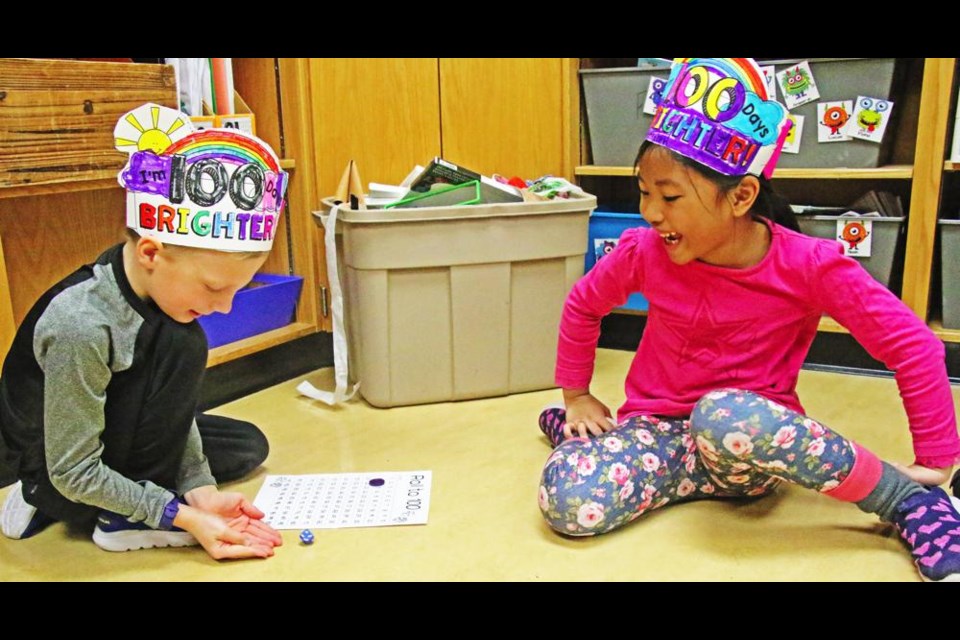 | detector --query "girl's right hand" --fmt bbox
[563,390,615,439]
